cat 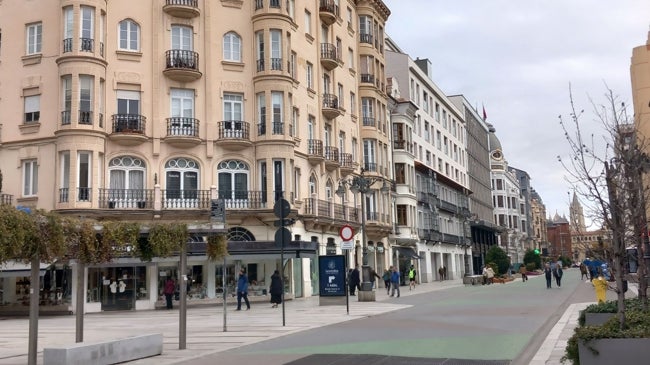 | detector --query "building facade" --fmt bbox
[0,0,395,312]
[449,95,499,274]
[385,42,471,283]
